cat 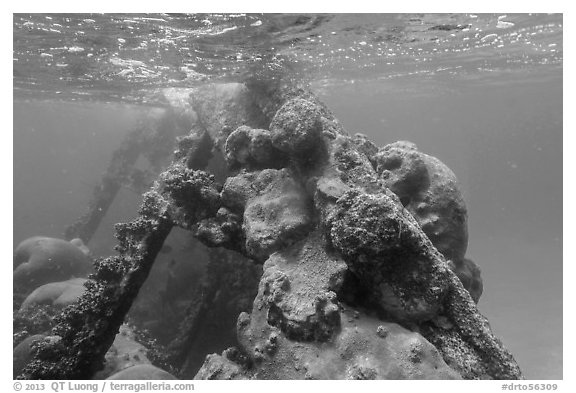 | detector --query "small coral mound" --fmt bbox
[20,278,88,311]
[106,364,178,380]
[14,237,93,293]
[270,98,325,158]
